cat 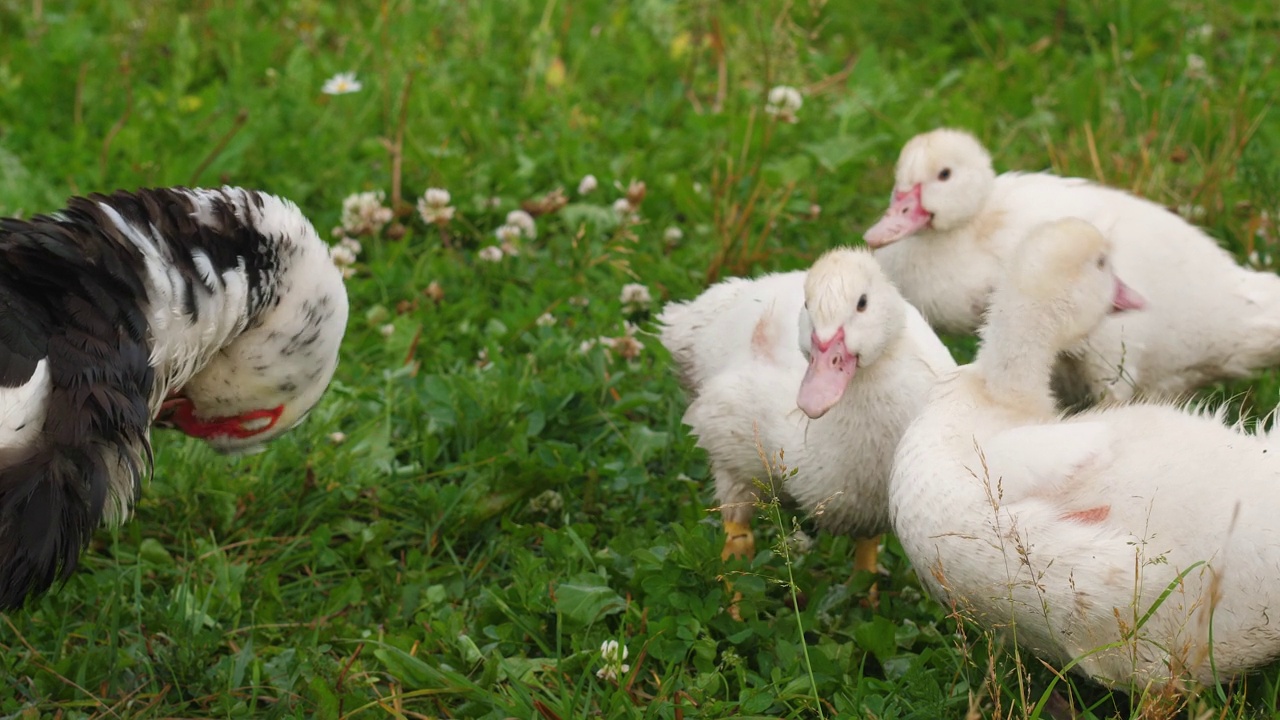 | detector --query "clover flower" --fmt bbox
[528,489,564,514]
[662,226,684,246]
[339,191,394,237]
[596,639,630,681]
[329,236,364,279]
[619,283,652,314]
[417,187,456,225]
[598,322,644,361]
[578,174,599,195]
[329,244,357,267]
[765,85,803,123]
[495,224,523,244]
[612,198,635,220]
[478,245,504,262]
[506,209,537,239]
